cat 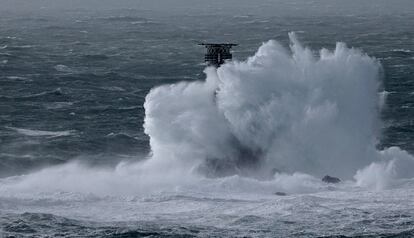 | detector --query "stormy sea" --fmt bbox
[1,0,414,237]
